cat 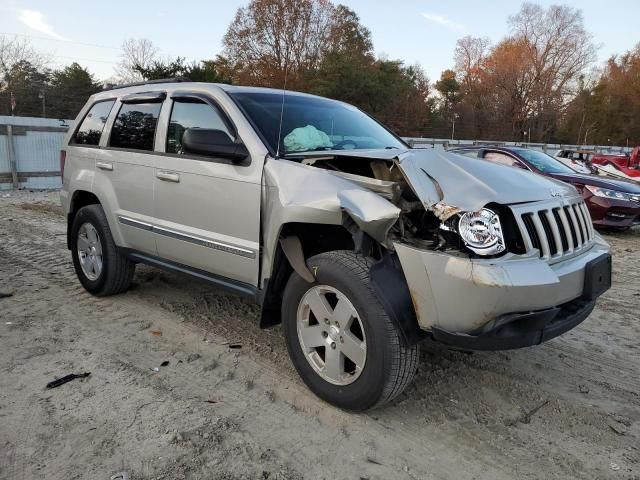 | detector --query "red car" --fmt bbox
[449,146,640,229]
[591,147,640,178]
